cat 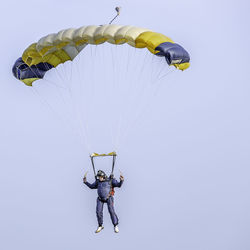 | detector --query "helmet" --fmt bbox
[97,170,106,178]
